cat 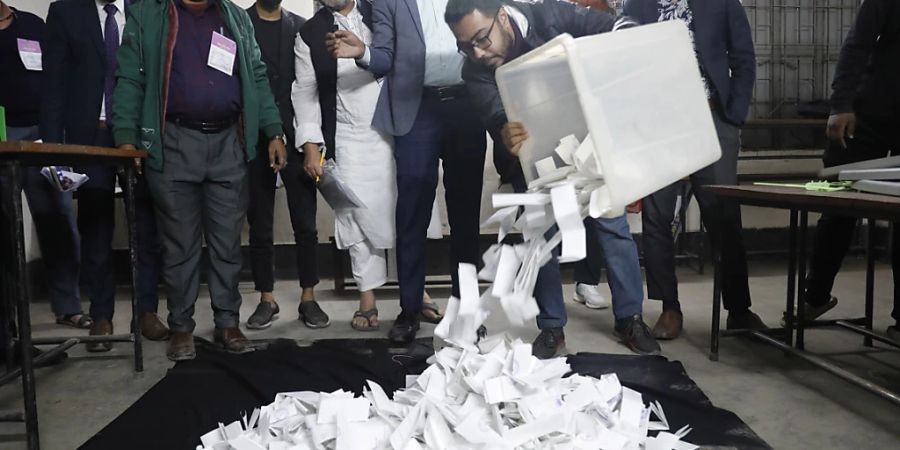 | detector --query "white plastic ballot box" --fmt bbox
[495,20,722,217]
